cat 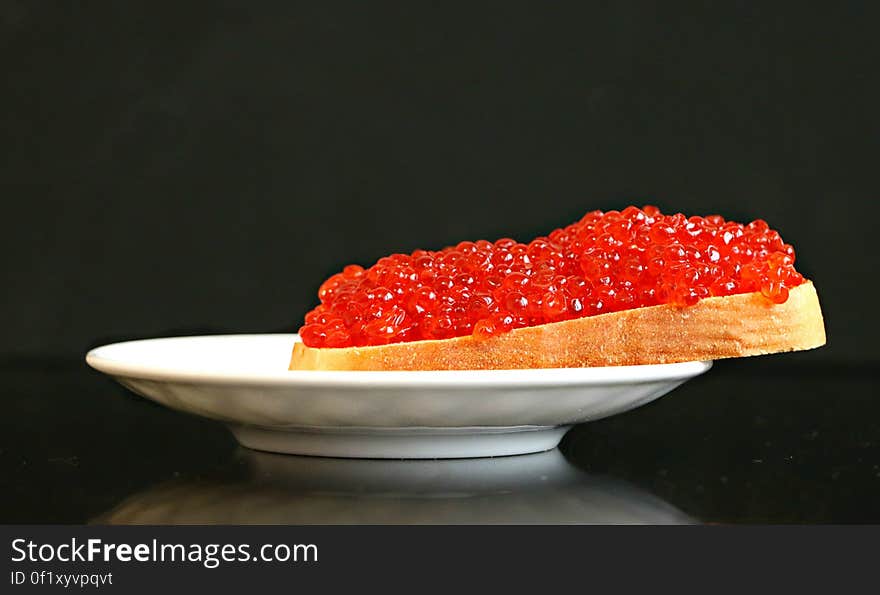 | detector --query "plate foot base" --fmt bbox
[229,425,571,459]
